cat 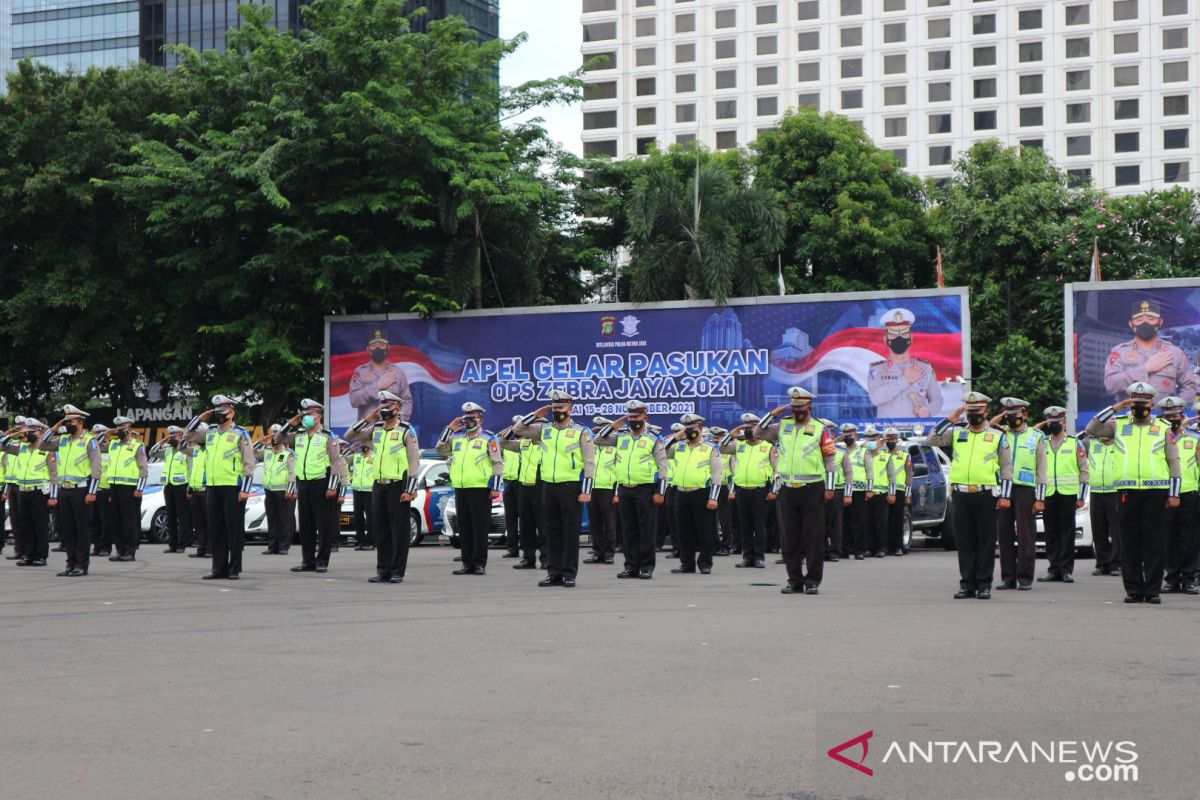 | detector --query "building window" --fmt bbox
[1066,168,1092,185]
[929,145,953,166]
[636,77,656,96]
[842,58,863,78]
[583,81,618,101]
[1066,102,1091,123]
[715,9,736,28]
[929,50,951,70]
[1065,38,1090,58]
[884,85,907,105]
[635,0,654,6]
[675,14,695,33]
[757,66,779,85]
[676,133,697,145]
[715,69,738,89]
[973,15,995,34]
[889,148,908,167]
[928,0,950,6]
[1066,135,1091,156]
[798,31,820,50]
[1018,9,1042,30]
[885,0,906,10]
[1164,162,1189,183]
[757,4,779,24]
[797,92,820,108]
[1163,62,1188,83]
[583,140,618,157]
[583,22,617,42]
[928,18,950,38]
[636,47,657,66]
[1019,106,1044,126]
[1112,33,1137,54]
[1163,0,1188,15]
[974,110,997,130]
[1114,165,1140,186]
[797,1,819,20]
[1164,95,1189,116]
[1114,66,1139,87]
[1019,74,1044,94]
[798,62,820,82]
[716,130,739,150]
[584,51,617,71]
[583,0,617,11]
[842,27,863,47]
[1163,29,1188,49]
[635,17,656,36]
[676,73,696,92]
[928,81,951,101]
[841,89,863,109]
[676,103,697,123]
[929,113,952,133]
[973,46,996,67]
[1114,132,1139,153]
[974,78,997,98]
[842,0,863,15]
[1019,42,1043,62]
[715,39,737,59]
[1021,139,1044,150]
[1164,128,1189,149]
[1065,70,1090,91]
[884,23,906,43]
[884,54,907,74]
[636,107,657,126]
[715,99,738,119]
[636,137,656,156]
[757,36,778,55]
[583,111,617,130]
[757,96,779,116]
[884,117,908,137]
[1113,0,1138,20]
[1065,5,1089,25]
[1114,99,1139,119]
